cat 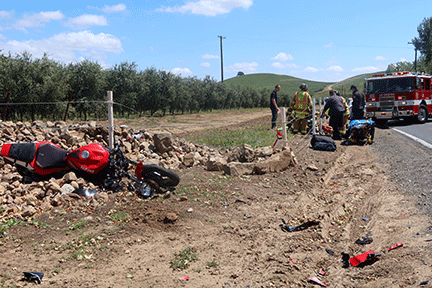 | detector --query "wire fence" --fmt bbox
[0,98,325,154]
